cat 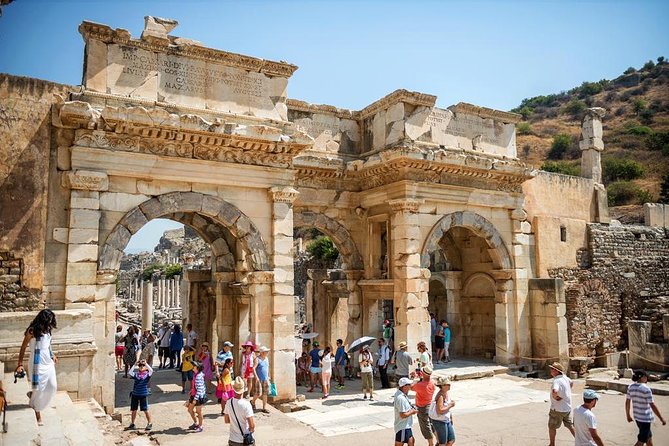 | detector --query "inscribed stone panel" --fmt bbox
[107,45,159,100]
